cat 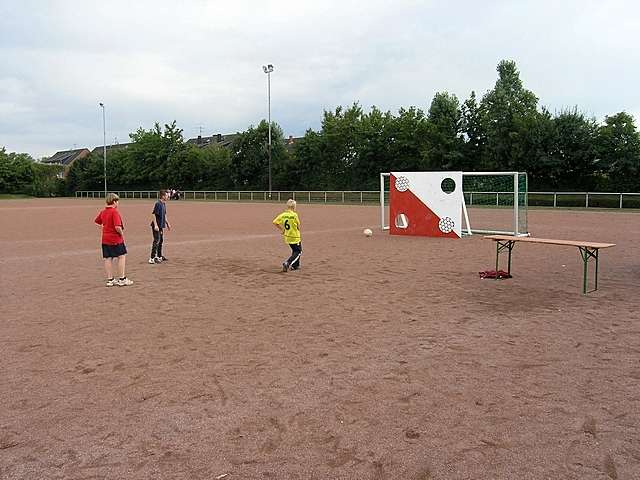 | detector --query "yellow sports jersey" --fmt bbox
[273,210,301,244]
